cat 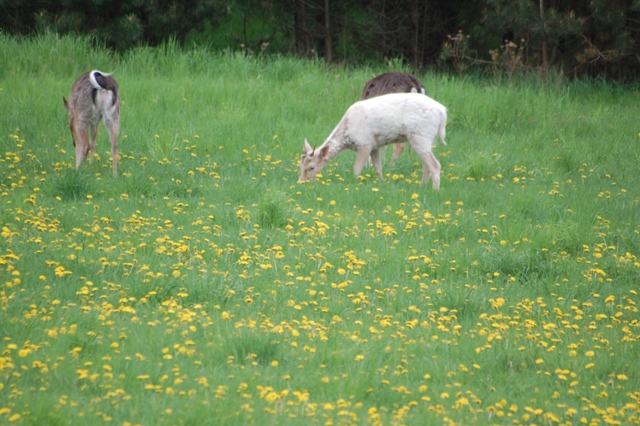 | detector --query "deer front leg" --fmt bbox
[74,128,91,170]
[370,148,384,180]
[354,148,371,178]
